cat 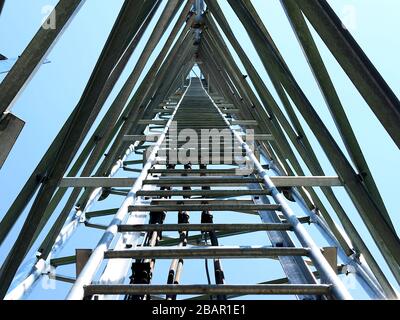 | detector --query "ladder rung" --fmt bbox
[118,223,293,233]
[142,176,343,187]
[221,109,241,113]
[155,160,247,166]
[138,120,168,125]
[104,246,309,259]
[240,134,274,141]
[230,120,258,126]
[149,199,255,205]
[153,109,174,113]
[136,189,271,197]
[157,146,245,150]
[142,177,264,186]
[157,151,247,156]
[163,133,272,140]
[148,169,254,175]
[123,135,160,142]
[84,284,331,296]
[128,203,282,212]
